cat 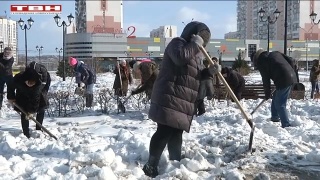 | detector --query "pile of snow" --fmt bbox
[0,71,319,179]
